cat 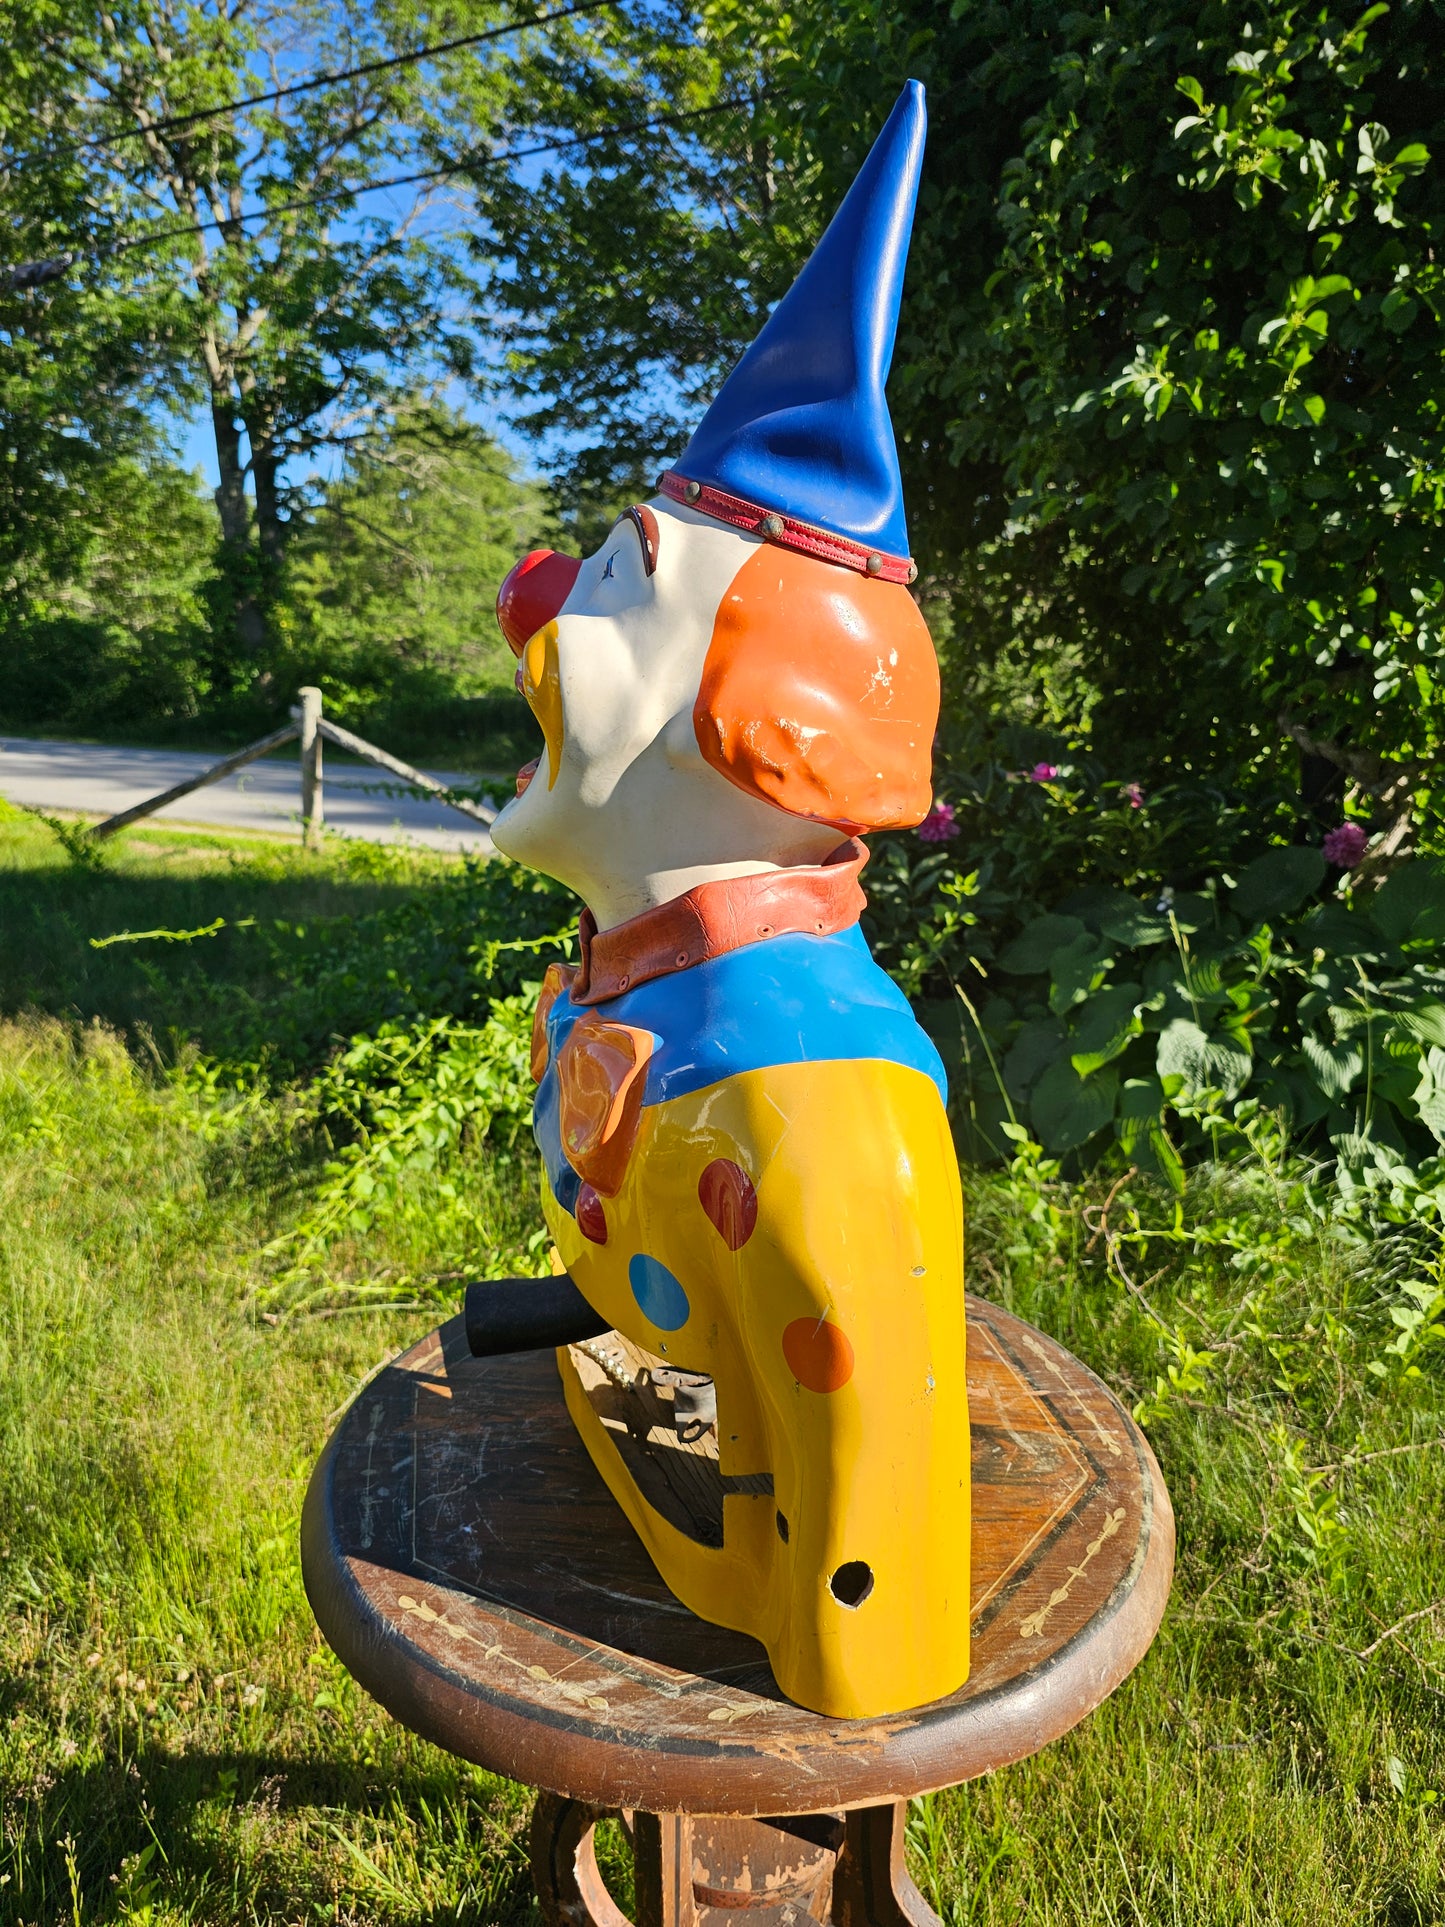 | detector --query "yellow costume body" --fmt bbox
[531,920,970,1718]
